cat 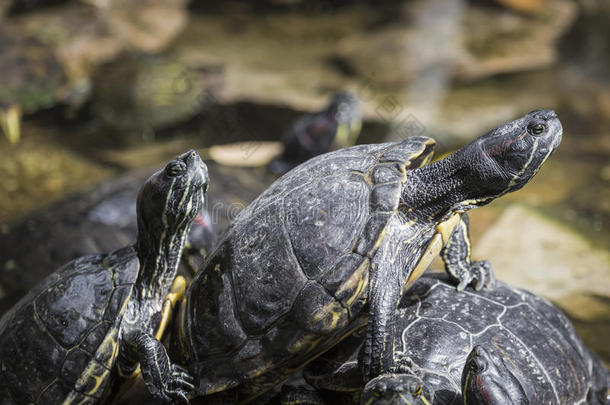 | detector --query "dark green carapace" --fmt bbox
[174,110,562,403]
[302,274,608,405]
[0,151,208,404]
